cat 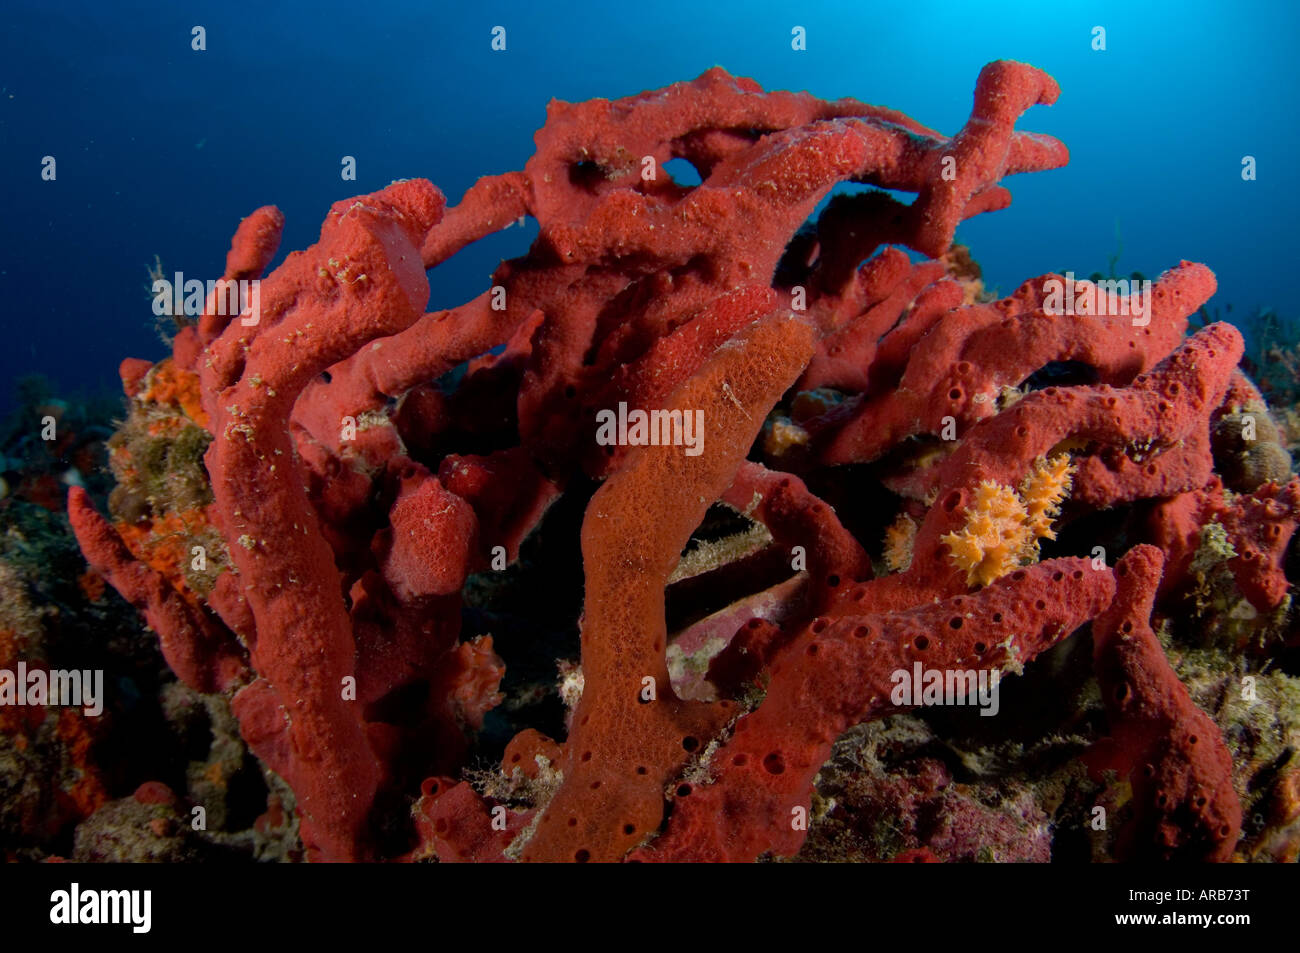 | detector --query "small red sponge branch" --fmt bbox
[379,469,478,600]
[67,486,247,694]
[719,460,872,620]
[194,205,286,347]
[1088,546,1242,861]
